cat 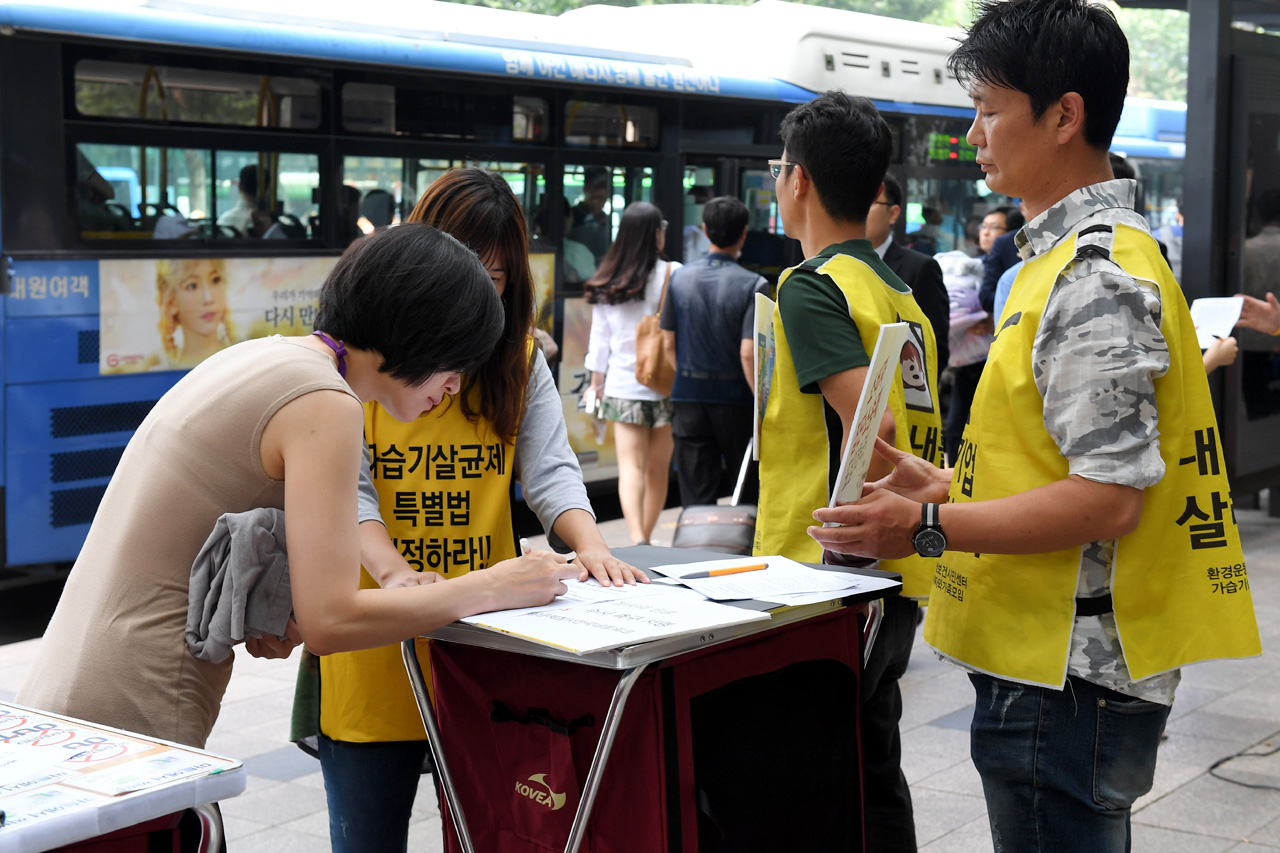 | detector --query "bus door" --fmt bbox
[680,158,801,288]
